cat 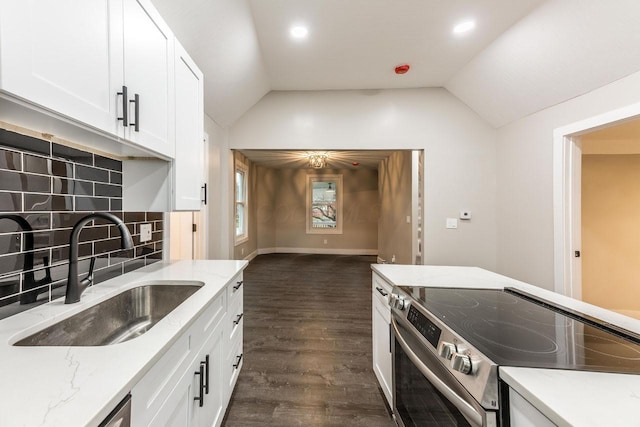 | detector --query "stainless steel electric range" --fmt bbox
[389,286,640,427]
